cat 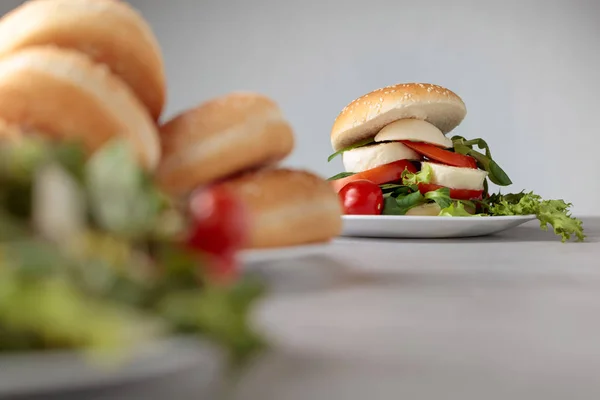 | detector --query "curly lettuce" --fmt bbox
[484,192,585,242]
